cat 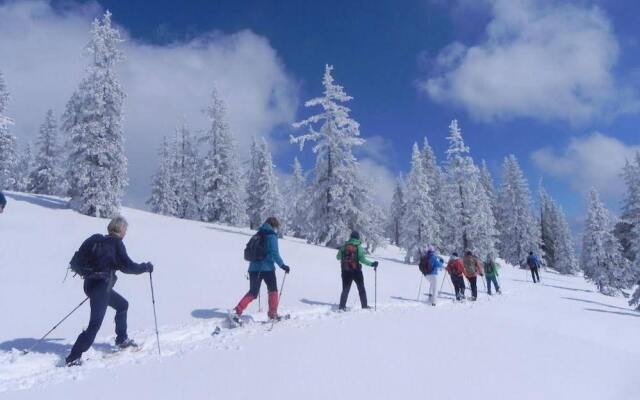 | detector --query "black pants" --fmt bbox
[340,268,367,309]
[450,275,466,300]
[67,278,129,362]
[466,276,478,299]
[530,267,540,283]
[247,270,278,296]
